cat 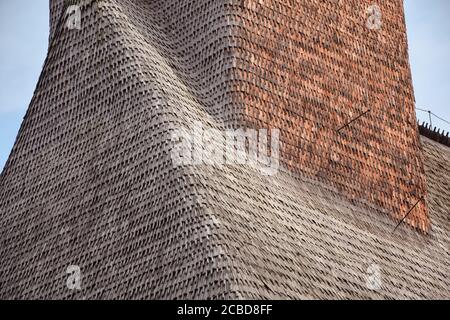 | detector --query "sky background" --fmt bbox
[0,0,449,171]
